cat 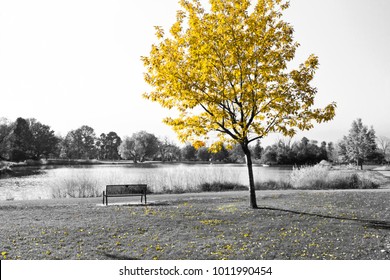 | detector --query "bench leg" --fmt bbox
[141,194,146,204]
